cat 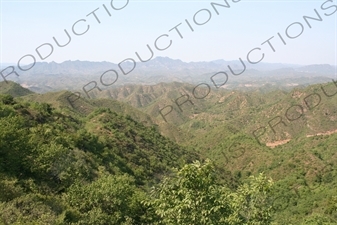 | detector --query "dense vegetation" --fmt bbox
[0,92,271,224]
[1,81,337,224]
